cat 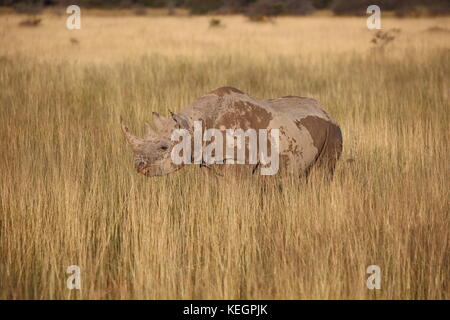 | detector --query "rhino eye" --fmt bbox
[137,160,146,168]
[159,145,168,151]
